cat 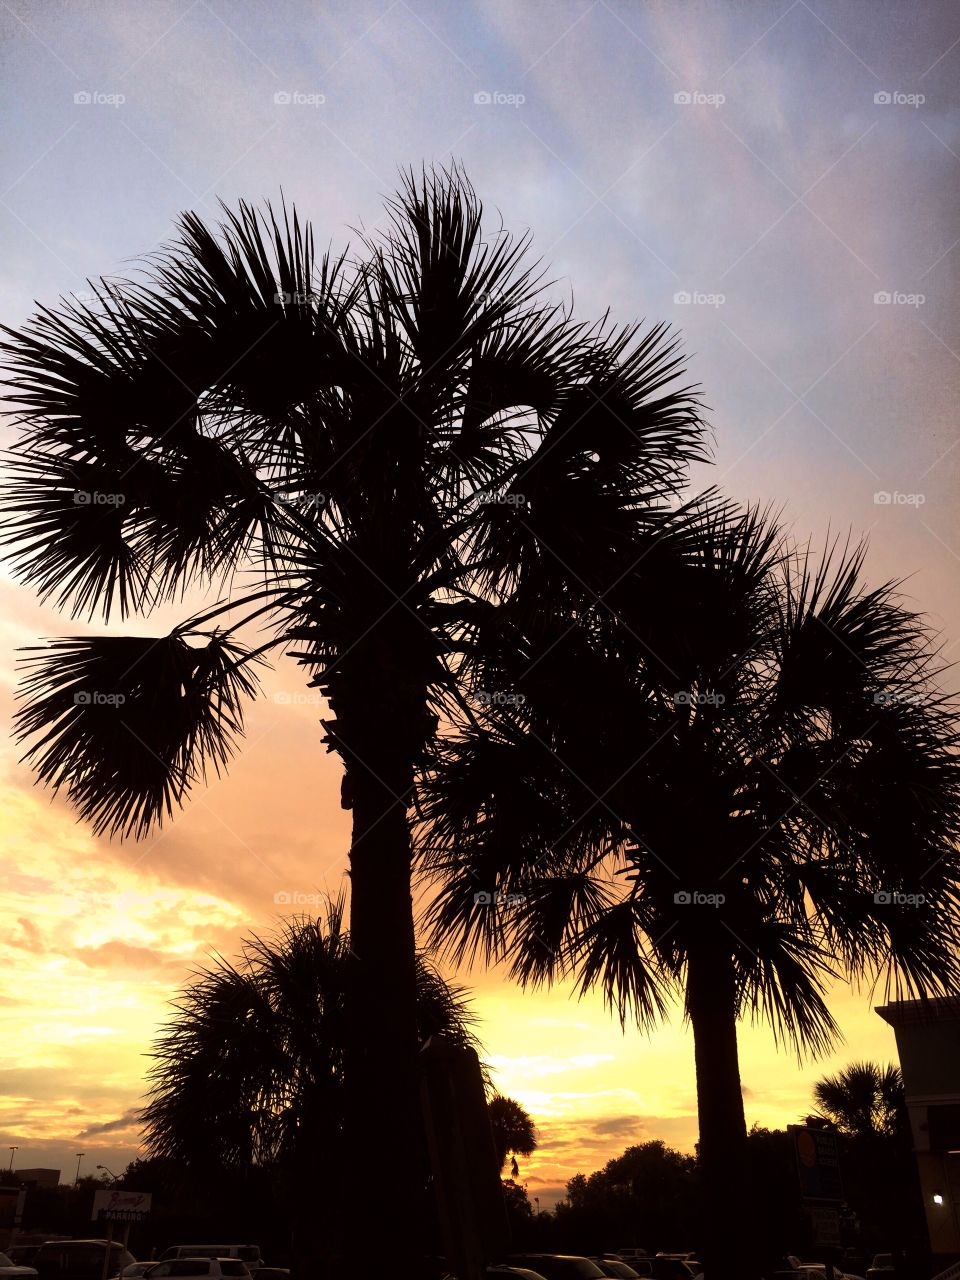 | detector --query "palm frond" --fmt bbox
[14,628,262,836]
